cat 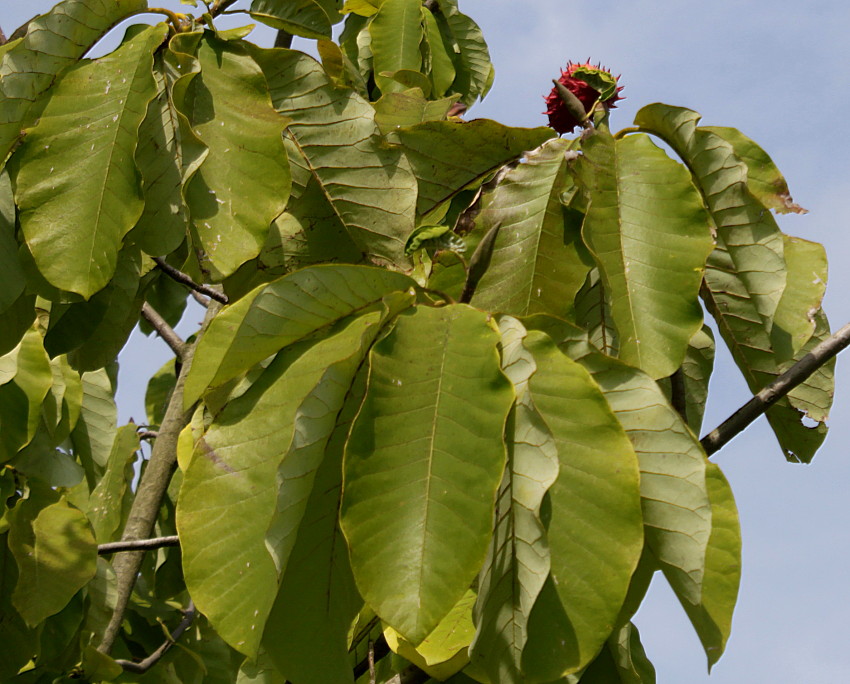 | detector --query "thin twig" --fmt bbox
[141,302,186,360]
[701,320,850,456]
[153,257,229,304]
[210,0,240,17]
[138,430,159,441]
[98,536,179,555]
[353,634,390,679]
[114,601,196,673]
[190,290,210,308]
[368,640,376,684]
